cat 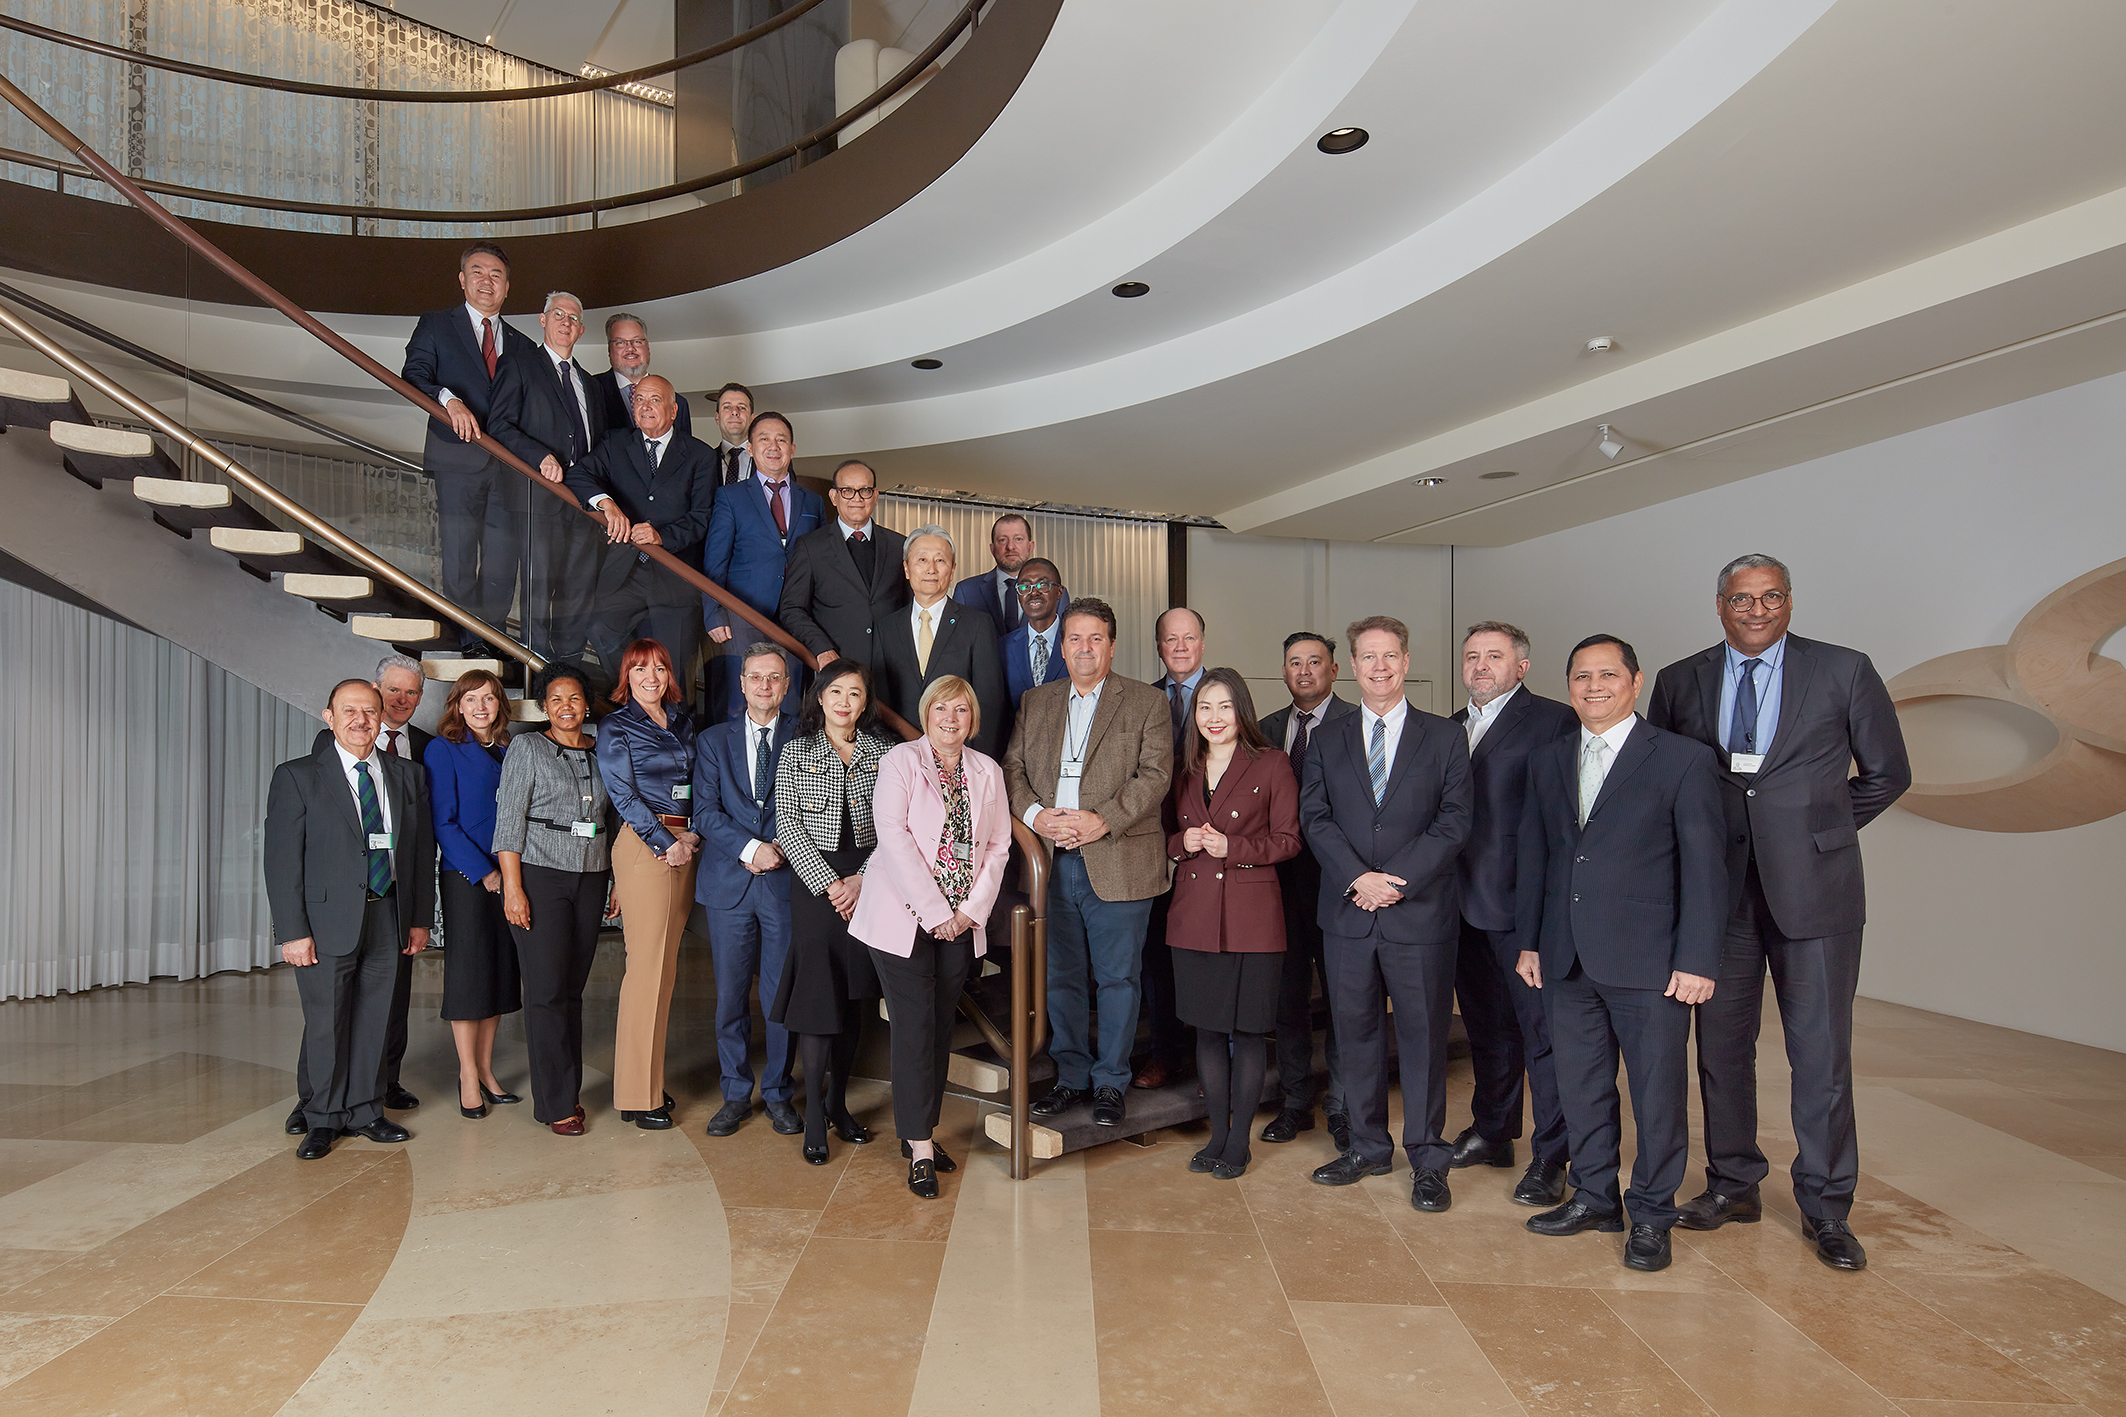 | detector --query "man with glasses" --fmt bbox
[593,313,694,438]
[952,512,1058,635]
[998,557,1068,745]
[778,458,910,681]
[1648,554,1910,1272]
